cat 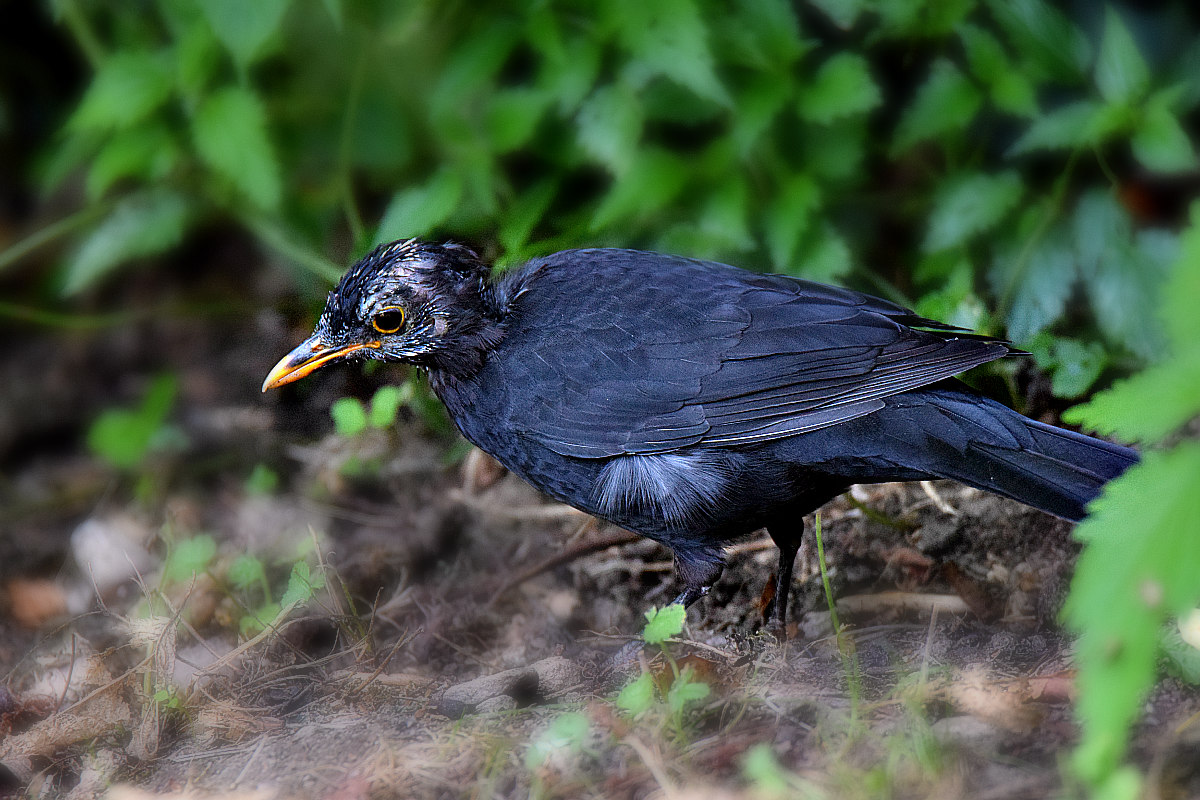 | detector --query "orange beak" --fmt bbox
[262,336,381,391]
